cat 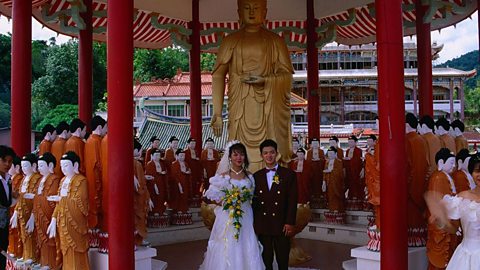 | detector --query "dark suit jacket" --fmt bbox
[0,176,11,251]
[253,166,297,236]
